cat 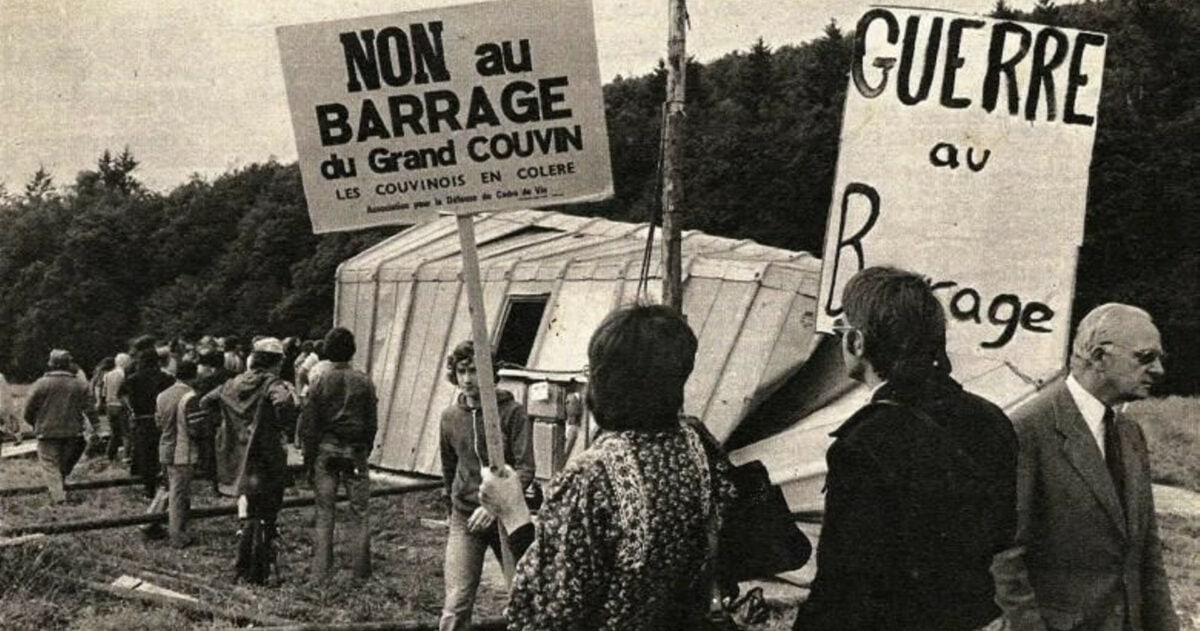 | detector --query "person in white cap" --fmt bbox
[23,350,93,504]
[201,336,298,584]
